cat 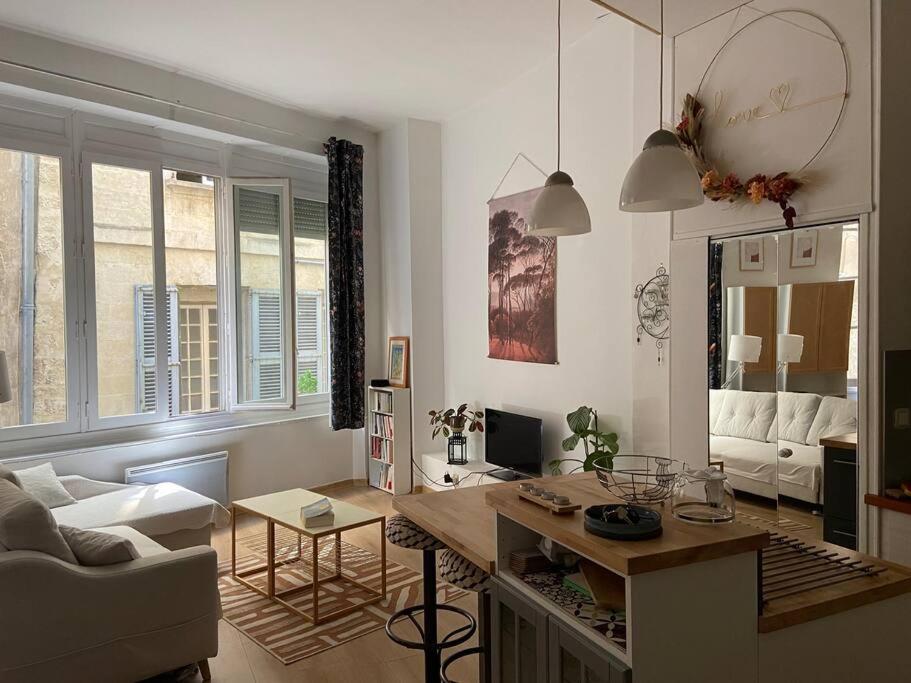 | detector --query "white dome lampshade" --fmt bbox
[729,334,763,364]
[619,129,704,213]
[777,334,804,363]
[528,171,591,237]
